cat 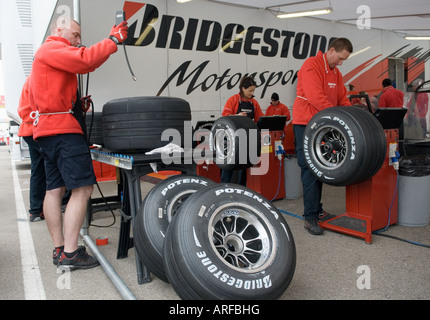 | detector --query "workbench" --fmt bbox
[88,148,197,284]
